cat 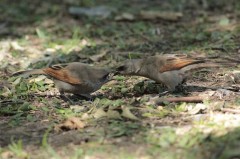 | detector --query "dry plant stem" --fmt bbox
[221,108,240,114]
[155,96,204,104]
